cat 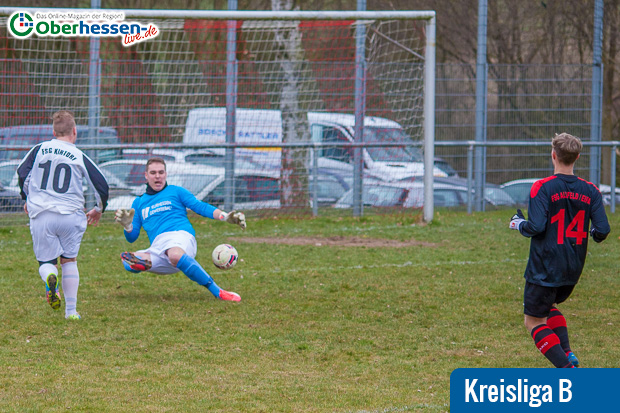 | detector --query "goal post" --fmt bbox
[0,8,436,220]
[423,15,436,223]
